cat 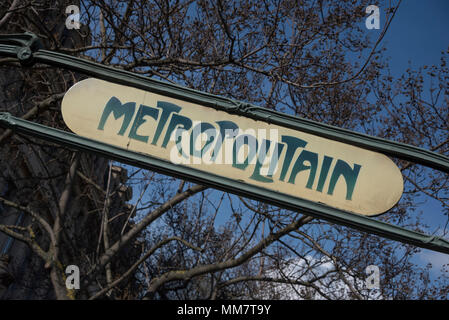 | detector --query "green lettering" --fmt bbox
[128,104,159,143]
[151,101,182,146]
[211,121,239,162]
[327,160,361,200]
[316,156,333,192]
[232,134,258,170]
[288,150,318,189]
[161,113,192,152]
[279,135,308,181]
[250,140,284,183]
[190,122,217,159]
[97,96,136,136]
